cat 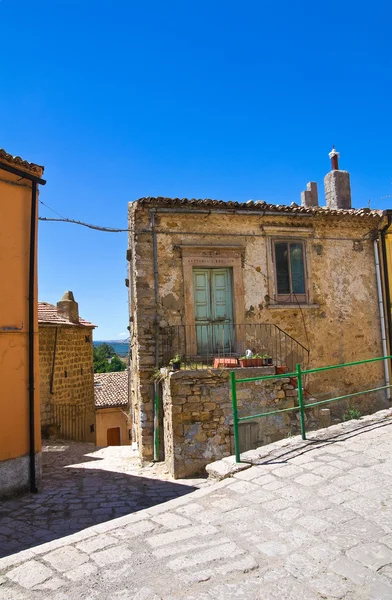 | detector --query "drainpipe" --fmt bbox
[28,181,39,492]
[374,239,390,401]
[380,216,392,386]
[150,209,160,461]
[0,161,46,494]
